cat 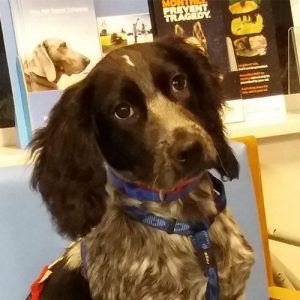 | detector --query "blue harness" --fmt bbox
[82,171,226,300]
